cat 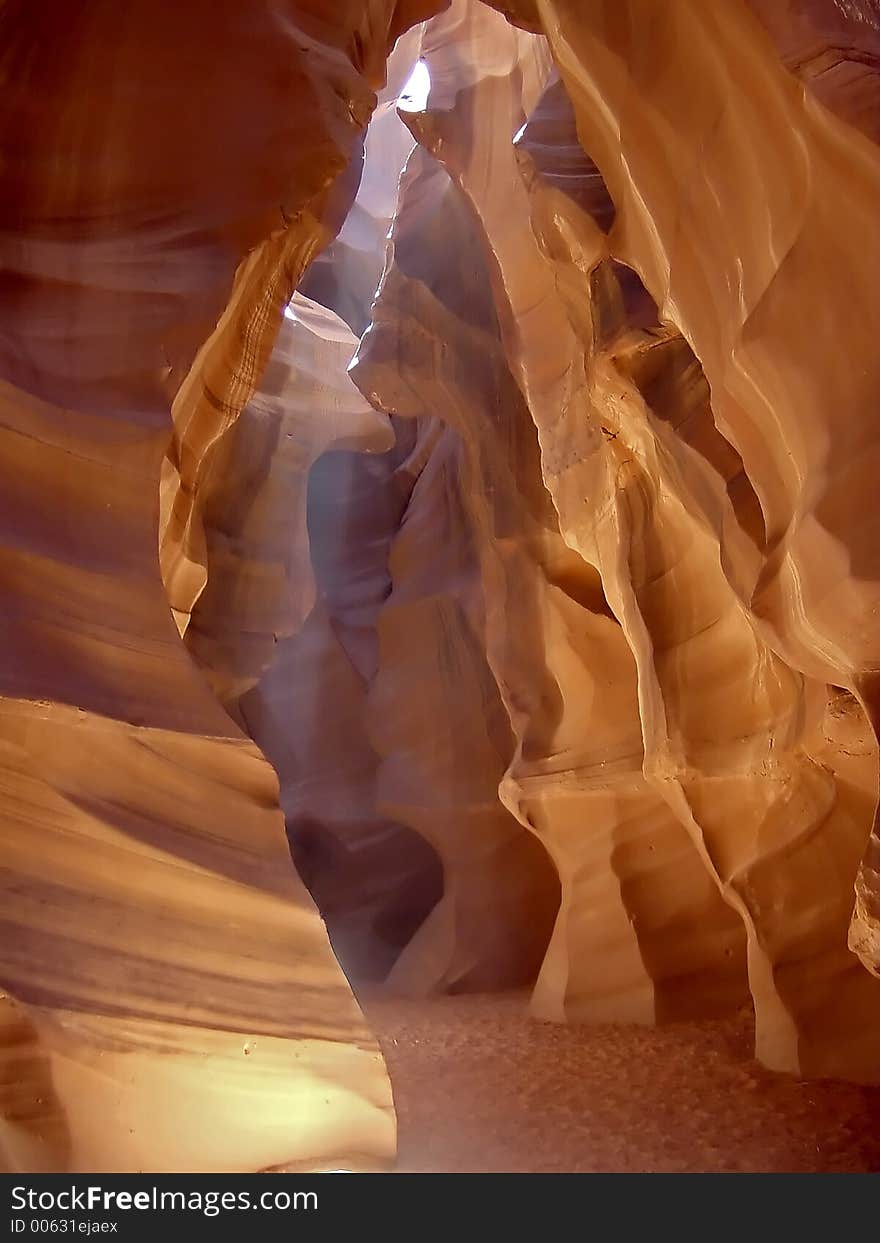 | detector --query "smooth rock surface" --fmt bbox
[2,0,880,1177]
